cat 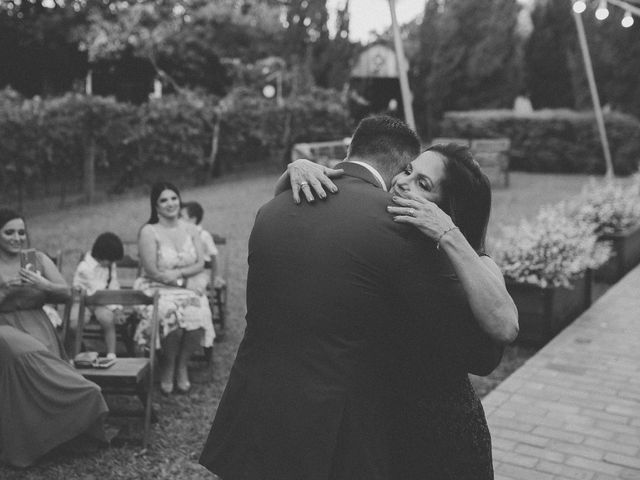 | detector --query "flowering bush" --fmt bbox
[565,179,640,236]
[494,204,611,288]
